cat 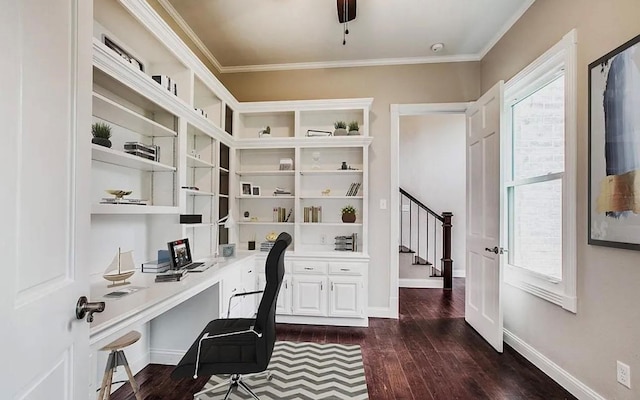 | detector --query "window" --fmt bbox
[503,30,577,312]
